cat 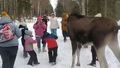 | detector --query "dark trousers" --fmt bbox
[42,36,46,47]
[62,30,68,40]
[0,46,18,68]
[27,50,39,64]
[91,46,97,63]
[48,47,58,63]
[42,30,47,47]
[21,38,28,57]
